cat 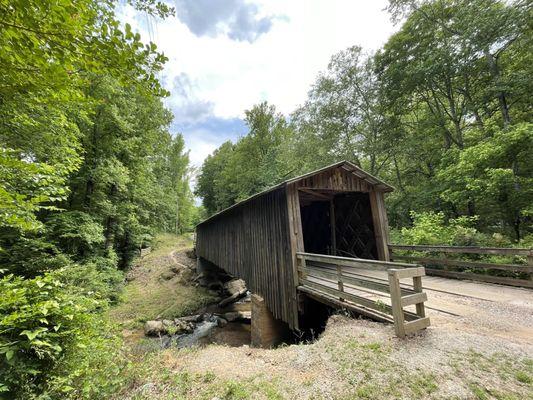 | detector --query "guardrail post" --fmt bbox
[337,264,344,301]
[388,270,406,337]
[413,275,425,318]
[388,267,430,338]
[529,252,533,281]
